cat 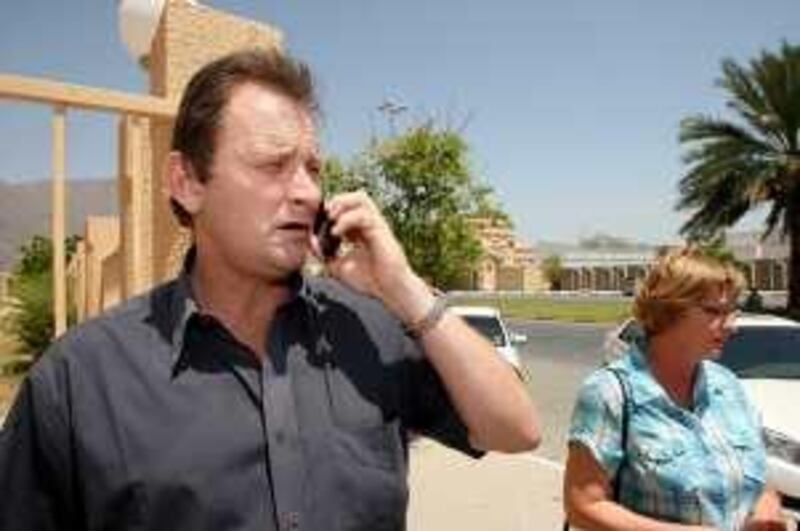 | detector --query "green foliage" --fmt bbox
[677,41,800,313]
[541,255,564,290]
[448,295,630,324]
[691,234,742,268]
[5,234,80,357]
[13,234,80,277]
[7,271,53,357]
[357,124,504,289]
[320,157,370,197]
[322,121,510,290]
